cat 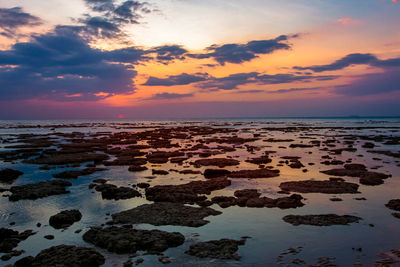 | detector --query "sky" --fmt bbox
[0,0,399,119]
